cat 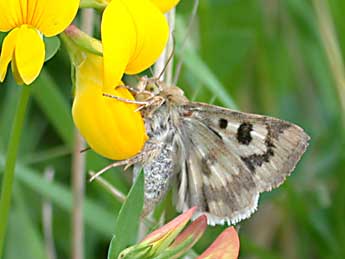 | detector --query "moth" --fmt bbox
[93,77,310,225]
